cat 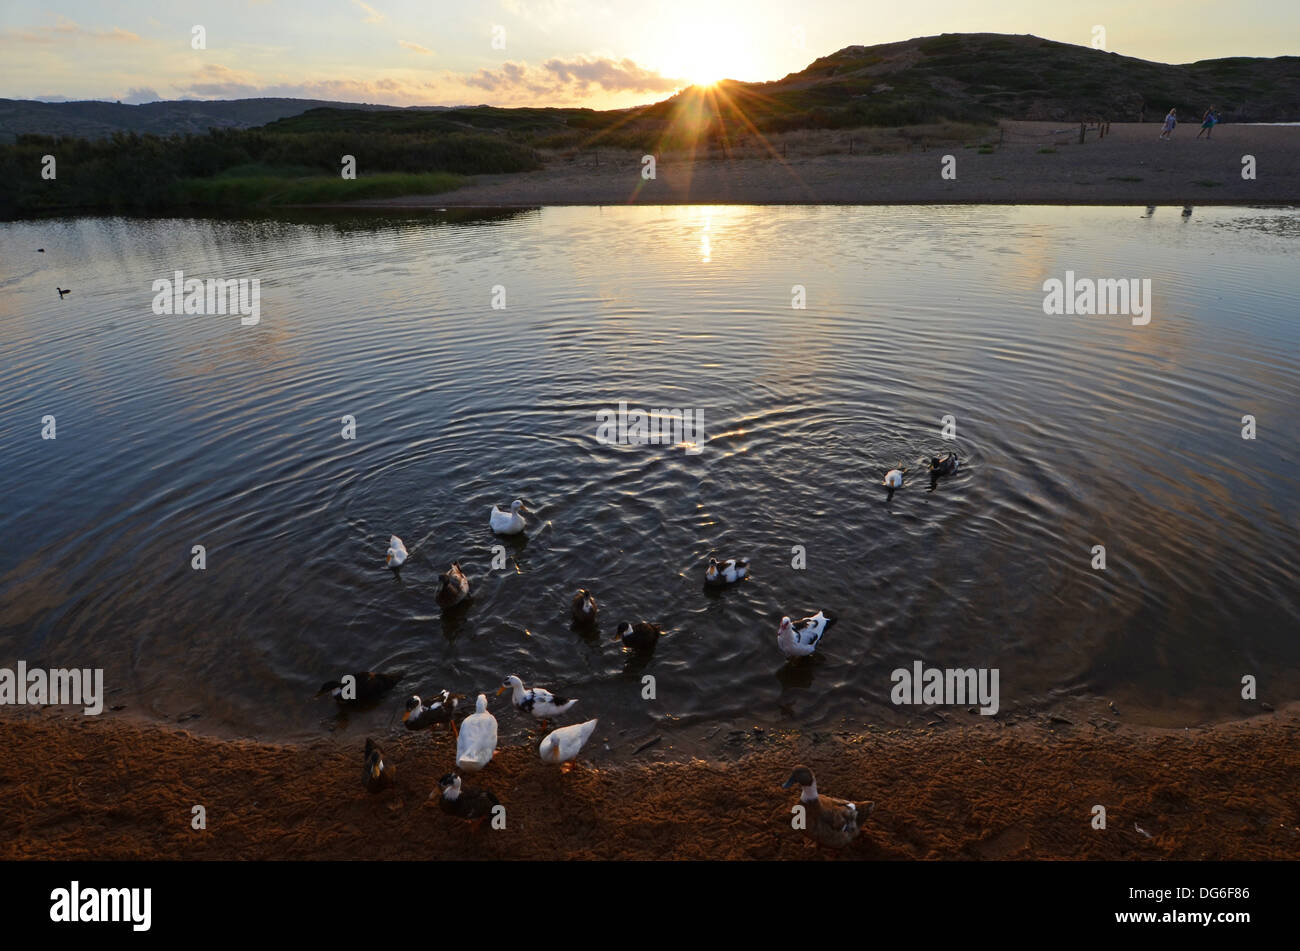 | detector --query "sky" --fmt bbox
[2,1,1298,109]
